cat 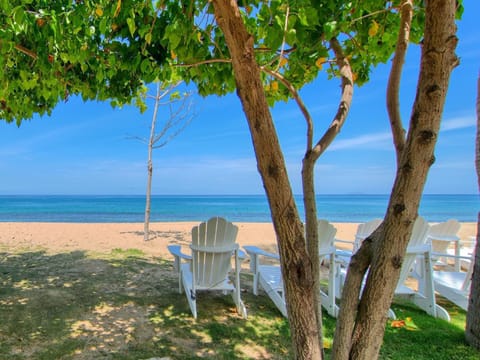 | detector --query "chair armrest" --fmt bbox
[406,244,431,255]
[431,252,473,261]
[167,245,192,260]
[428,235,460,242]
[238,249,247,261]
[243,245,280,260]
[167,245,191,273]
[319,245,337,257]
